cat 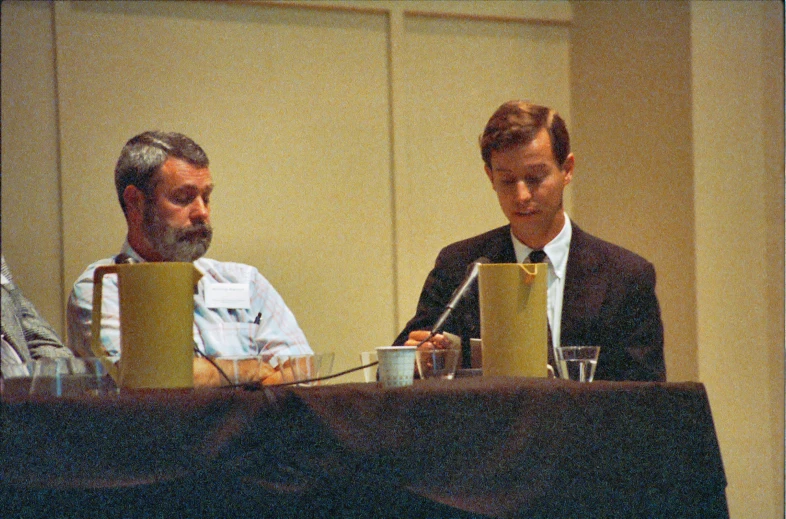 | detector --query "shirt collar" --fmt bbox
[119,239,208,275]
[120,239,146,263]
[511,213,573,280]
